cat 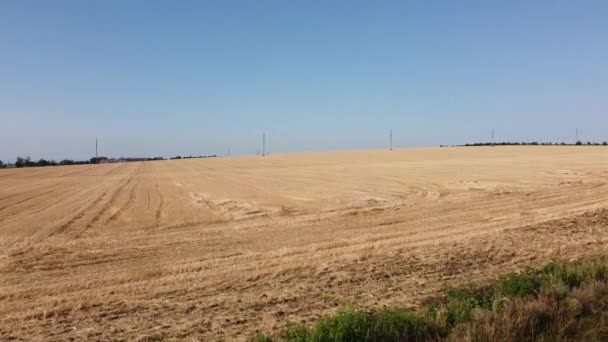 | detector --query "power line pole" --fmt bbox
[576,128,579,143]
[95,137,98,163]
[389,129,393,150]
[262,132,266,157]
[491,128,495,147]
